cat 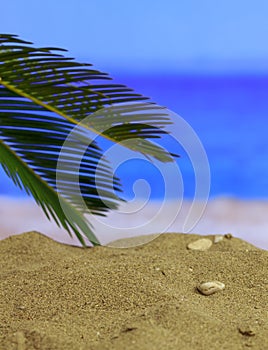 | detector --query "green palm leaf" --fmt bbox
[0,34,177,246]
[0,88,122,245]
